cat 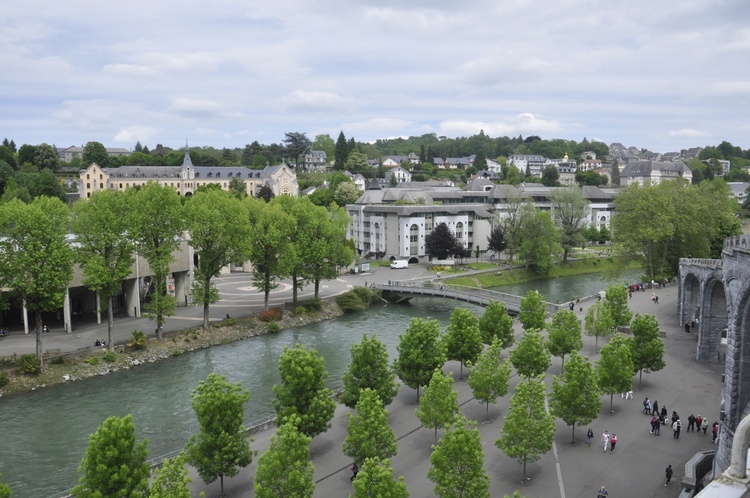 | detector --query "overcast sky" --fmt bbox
[2,0,749,154]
